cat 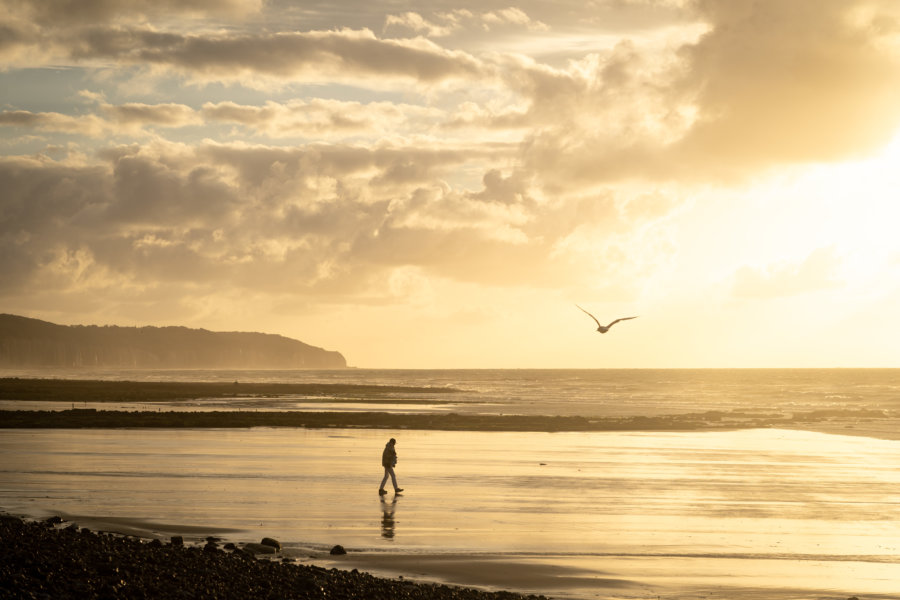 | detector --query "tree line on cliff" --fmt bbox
[0,314,346,369]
